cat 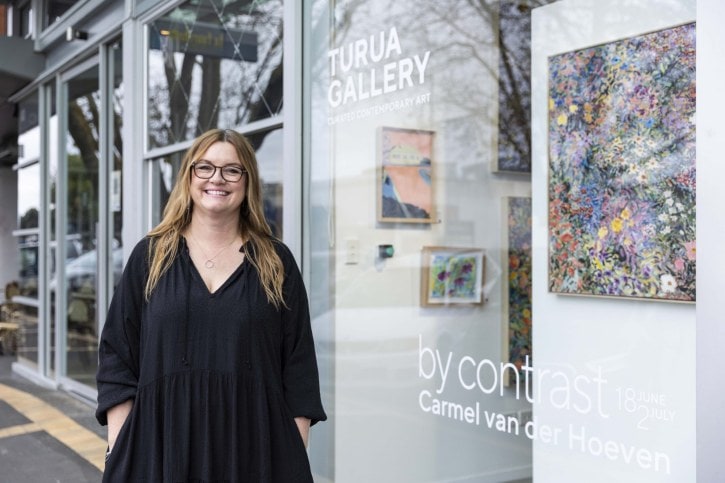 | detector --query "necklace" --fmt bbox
[189,232,238,269]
